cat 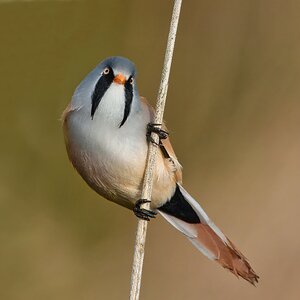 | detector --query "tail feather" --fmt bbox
[194,223,258,284]
[158,184,259,285]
